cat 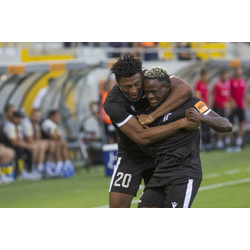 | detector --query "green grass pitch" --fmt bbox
[0,145,249,208]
